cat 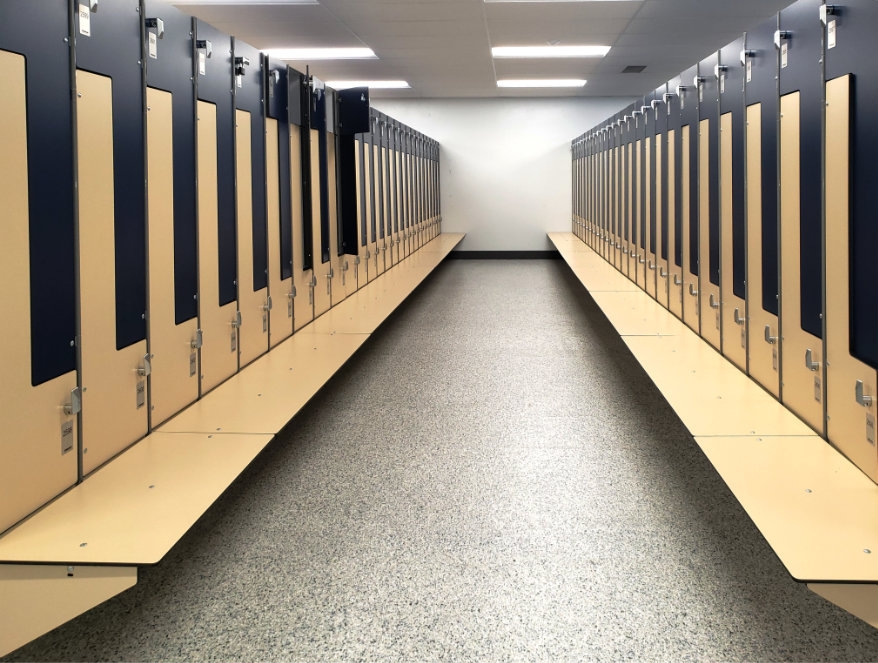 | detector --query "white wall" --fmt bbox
[372,97,629,252]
